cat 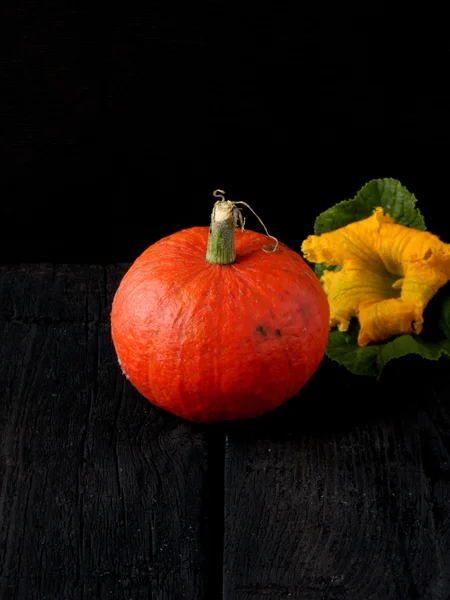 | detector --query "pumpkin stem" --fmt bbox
[206,189,279,264]
[206,194,237,265]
